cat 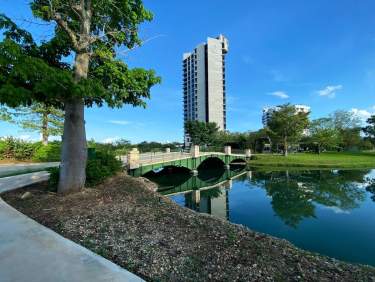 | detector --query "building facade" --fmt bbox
[183,35,228,146]
[262,104,311,127]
